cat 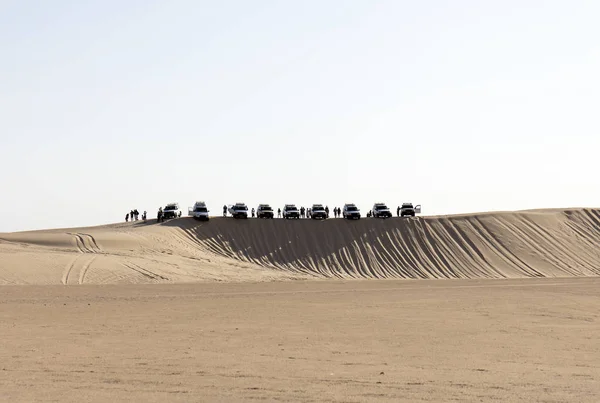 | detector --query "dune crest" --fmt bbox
[1,208,599,285]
